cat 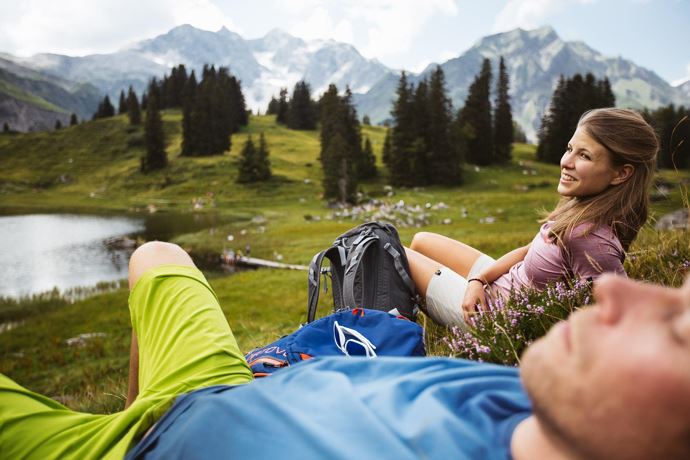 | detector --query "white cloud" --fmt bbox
[289,6,354,43]
[491,0,594,33]
[354,0,458,61]
[285,0,458,66]
[492,0,564,33]
[0,0,240,57]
